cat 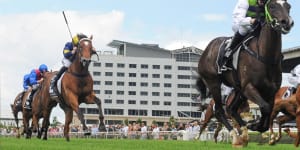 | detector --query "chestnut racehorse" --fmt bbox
[198,92,250,143]
[10,92,25,138]
[31,71,58,140]
[54,36,105,141]
[269,86,297,145]
[196,0,293,147]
